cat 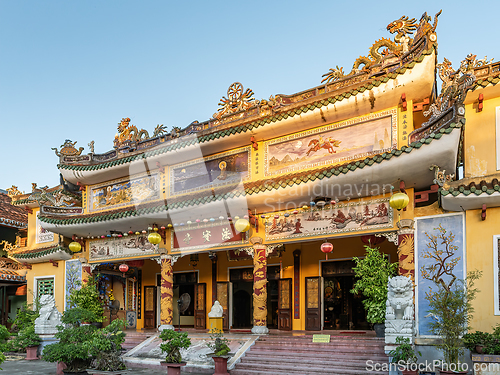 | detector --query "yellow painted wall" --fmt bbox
[26,208,60,250]
[466,207,500,332]
[26,260,67,313]
[463,97,500,178]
